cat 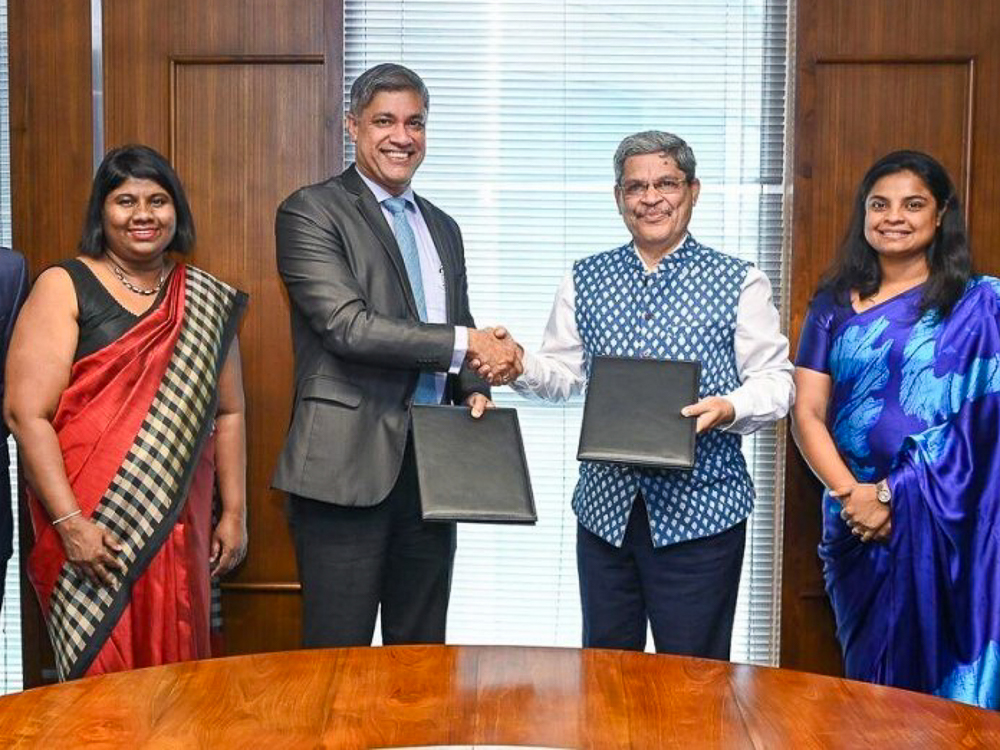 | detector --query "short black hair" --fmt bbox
[820,149,971,318]
[78,144,196,257]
